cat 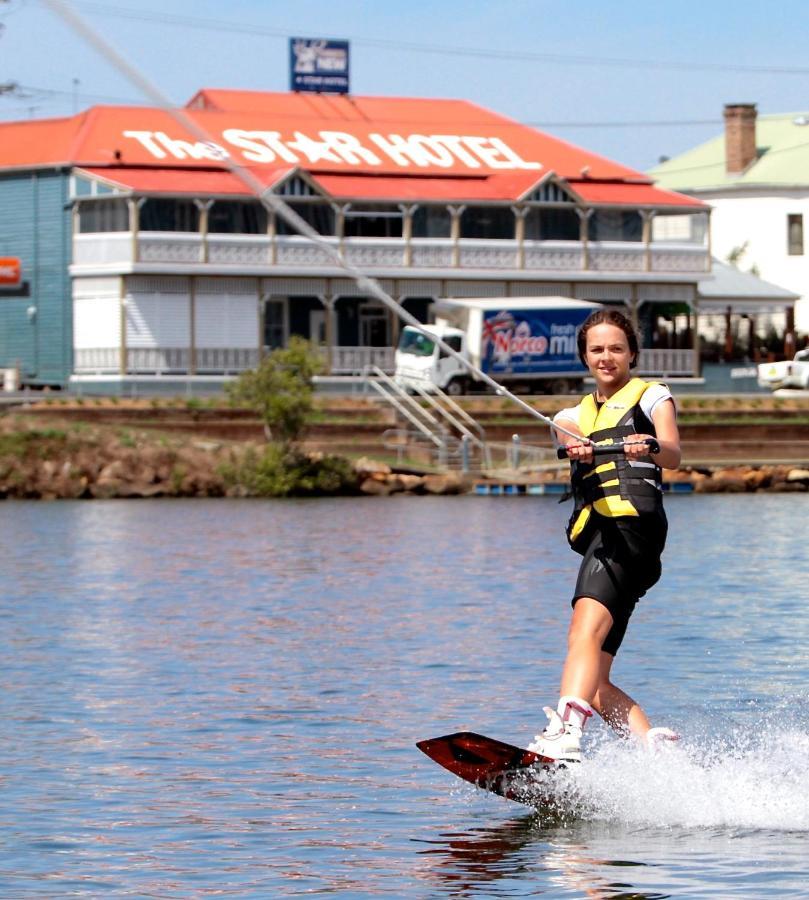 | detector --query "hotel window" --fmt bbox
[209,201,268,234]
[788,214,804,256]
[343,205,403,238]
[588,210,643,242]
[276,201,336,236]
[139,199,199,232]
[524,207,580,241]
[77,199,129,233]
[459,206,515,240]
[412,205,451,238]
